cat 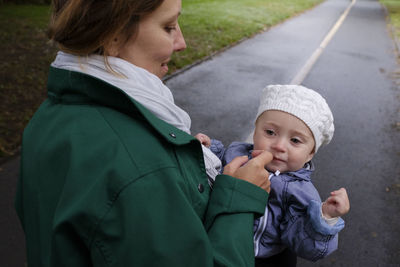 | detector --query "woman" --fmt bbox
[15,0,273,266]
